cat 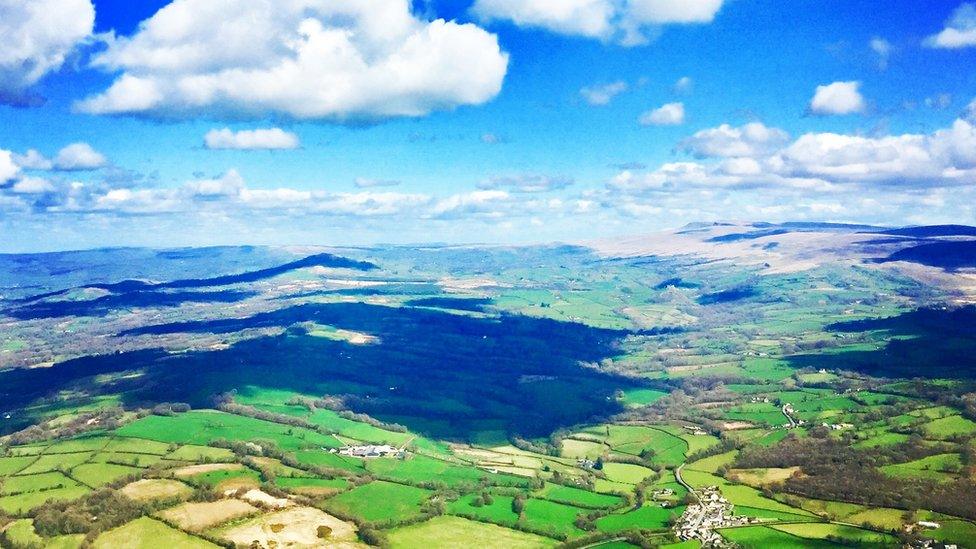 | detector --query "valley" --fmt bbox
[1,222,975,548]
